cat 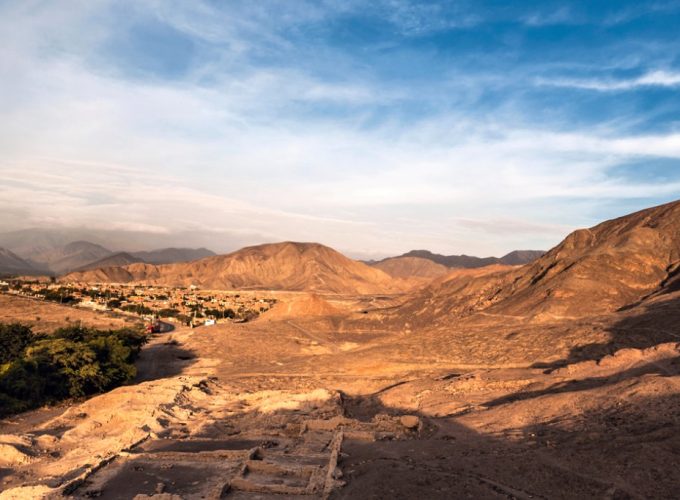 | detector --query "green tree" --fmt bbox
[0,323,35,364]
